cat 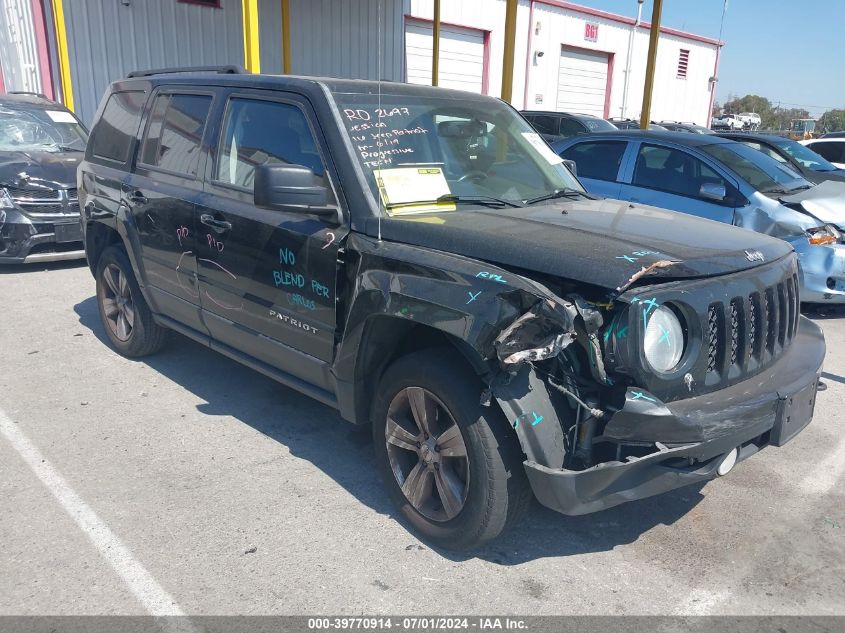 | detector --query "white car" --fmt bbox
[738,112,762,130]
[712,113,744,130]
[801,138,845,169]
